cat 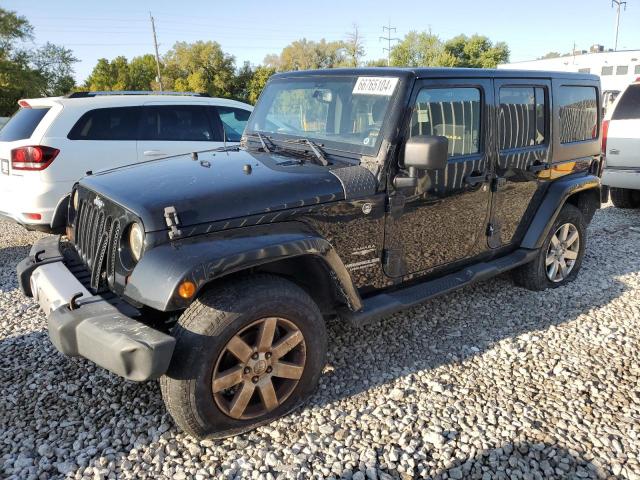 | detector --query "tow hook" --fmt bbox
[69,292,84,311]
[34,250,46,263]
